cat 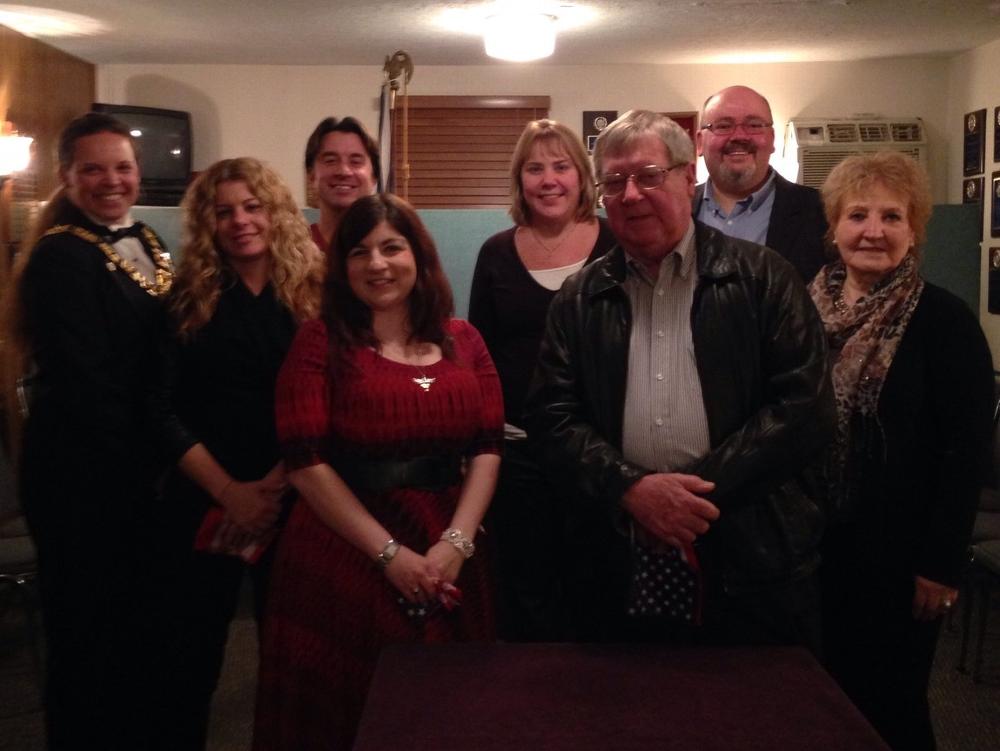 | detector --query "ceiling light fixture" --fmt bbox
[0,5,106,38]
[484,10,557,62]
